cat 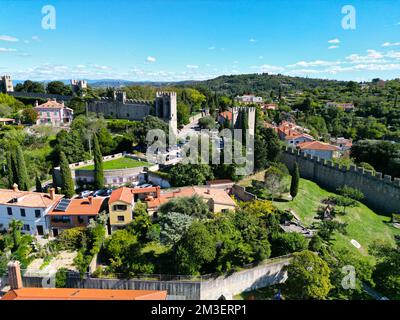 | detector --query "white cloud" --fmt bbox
[186,65,199,69]
[346,49,385,63]
[0,35,19,42]
[258,55,264,59]
[329,45,339,49]
[0,48,17,52]
[382,42,400,47]
[287,60,340,68]
[146,56,156,63]
[328,38,340,44]
[31,36,39,41]
[208,46,215,50]
[249,38,257,42]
